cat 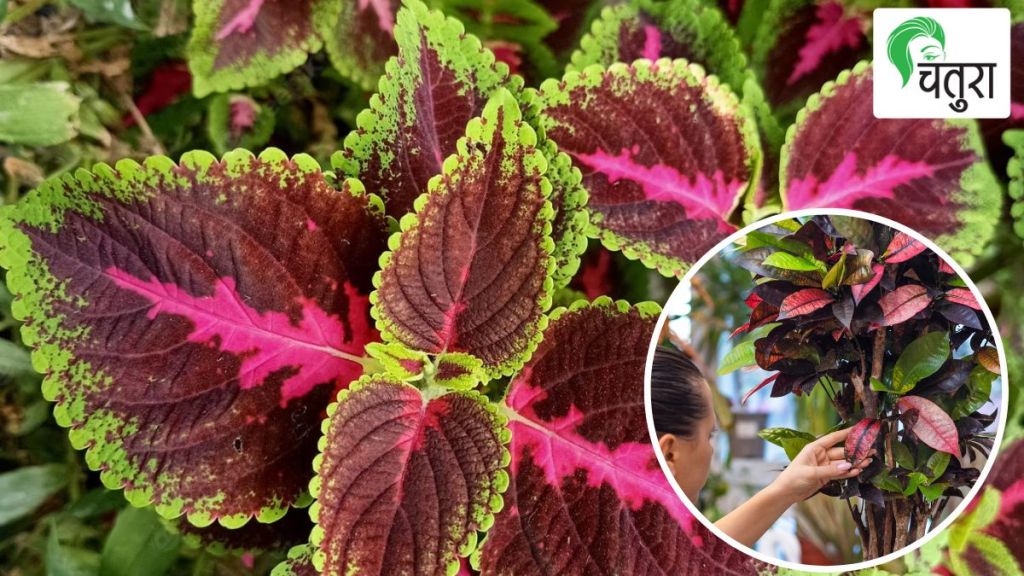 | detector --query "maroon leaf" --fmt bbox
[534,59,761,278]
[742,373,779,405]
[844,418,880,463]
[188,0,339,96]
[0,150,388,524]
[779,288,834,319]
[336,1,520,218]
[897,396,961,457]
[879,284,932,326]
[753,0,869,114]
[310,376,508,576]
[323,0,400,89]
[479,298,764,574]
[947,287,982,310]
[882,232,927,263]
[372,92,553,377]
[851,263,884,304]
[781,63,1001,265]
